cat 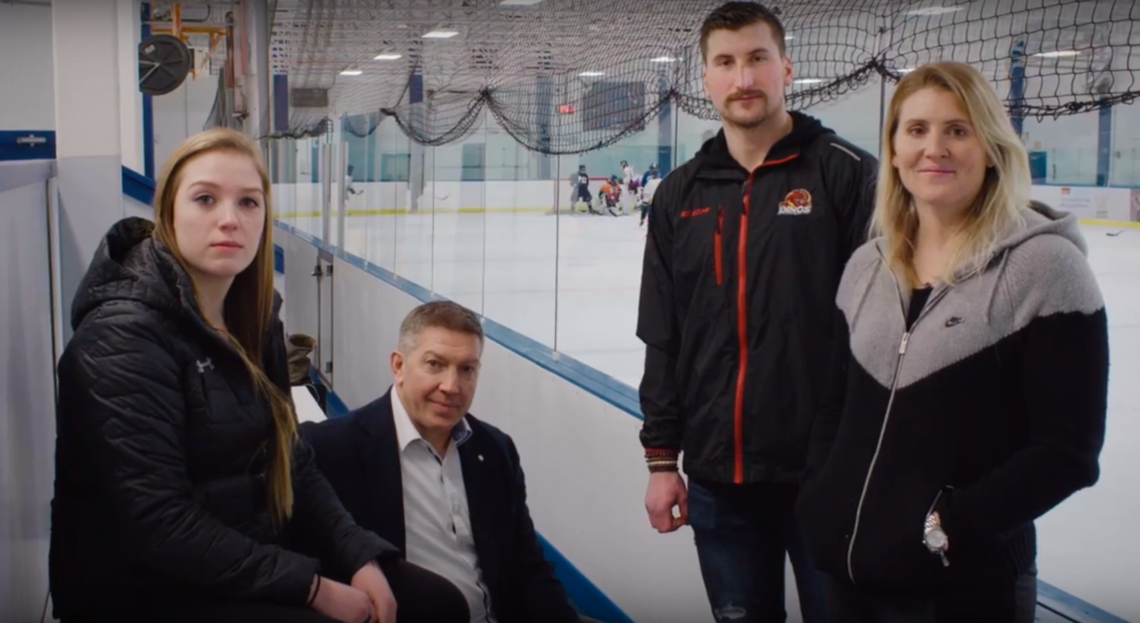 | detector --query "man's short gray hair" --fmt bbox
[398,300,484,353]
